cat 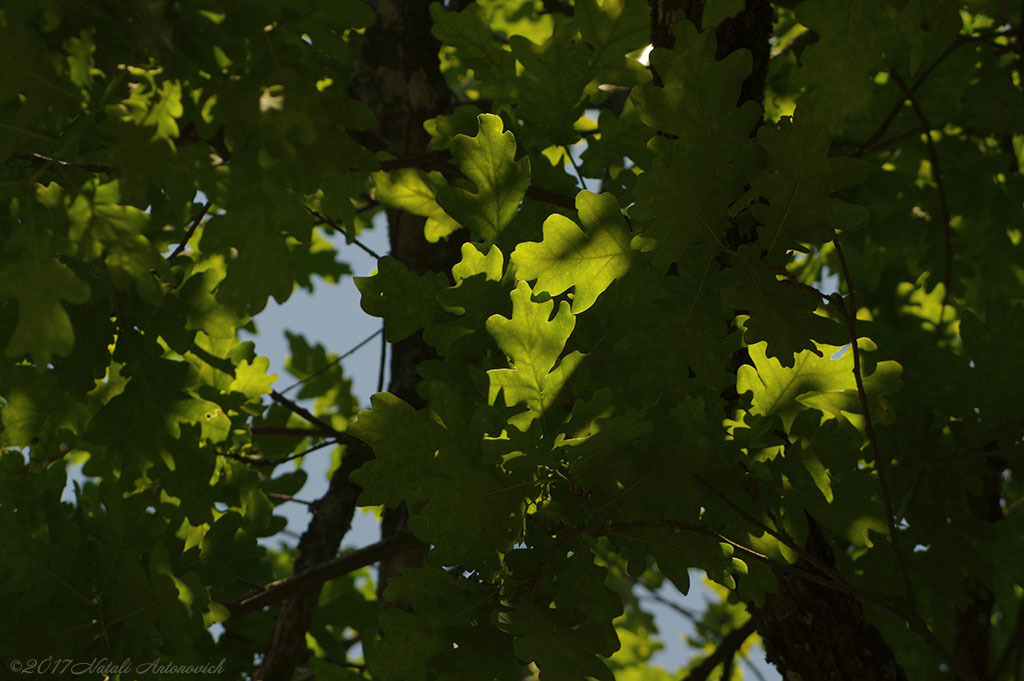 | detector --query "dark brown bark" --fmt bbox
[254,443,372,681]
[352,0,461,602]
[647,3,909,680]
[746,521,909,681]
